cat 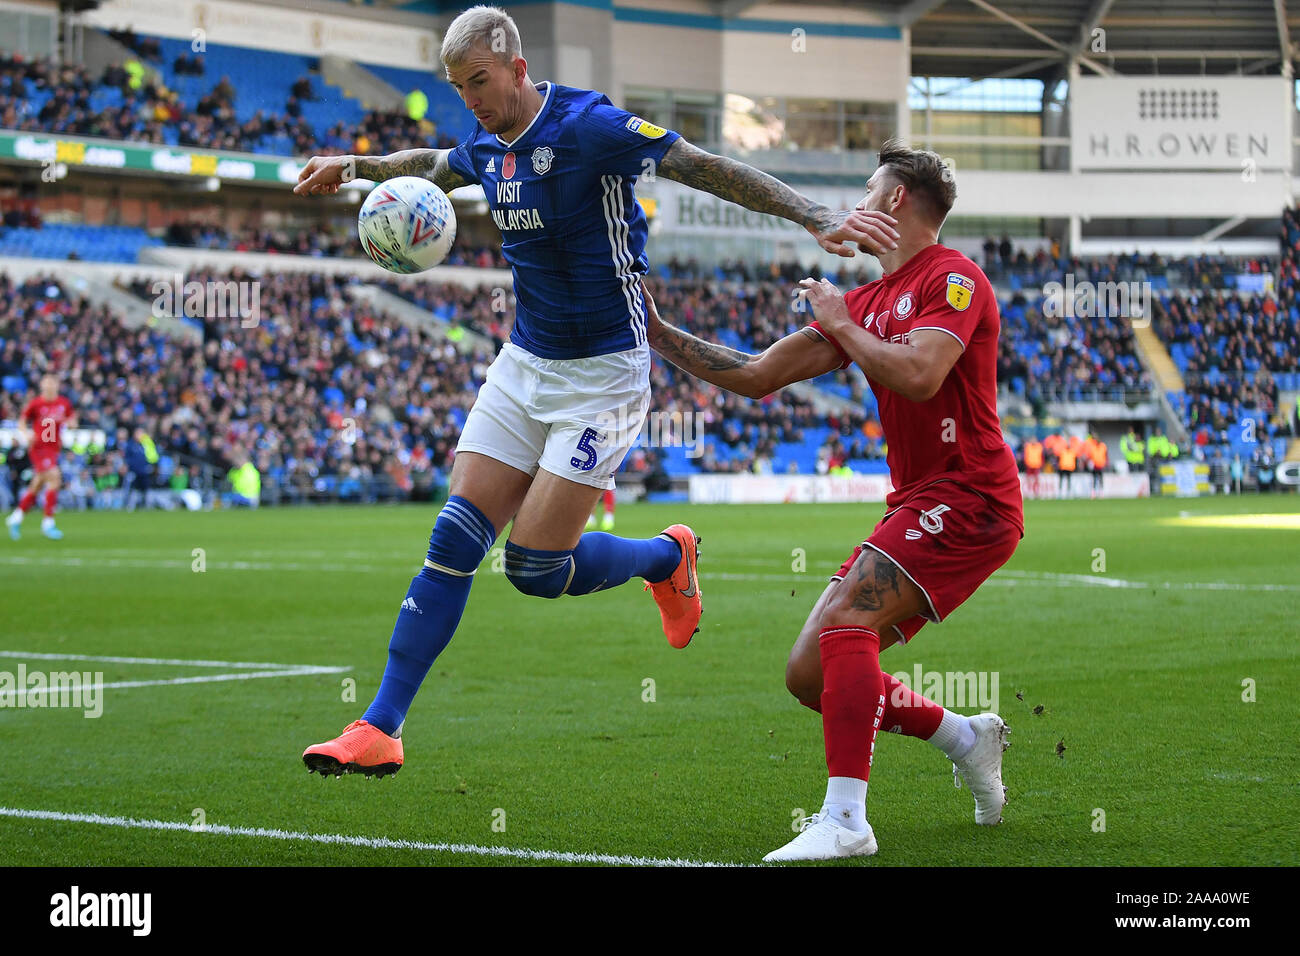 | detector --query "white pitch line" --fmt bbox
[695,569,1300,594]
[0,667,349,704]
[0,555,391,574]
[0,650,314,669]
[11,548,416,561]
[4,555,1293,594]
[994,569,1300,593]
[0,651,350,704]
[0,807,737,868]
